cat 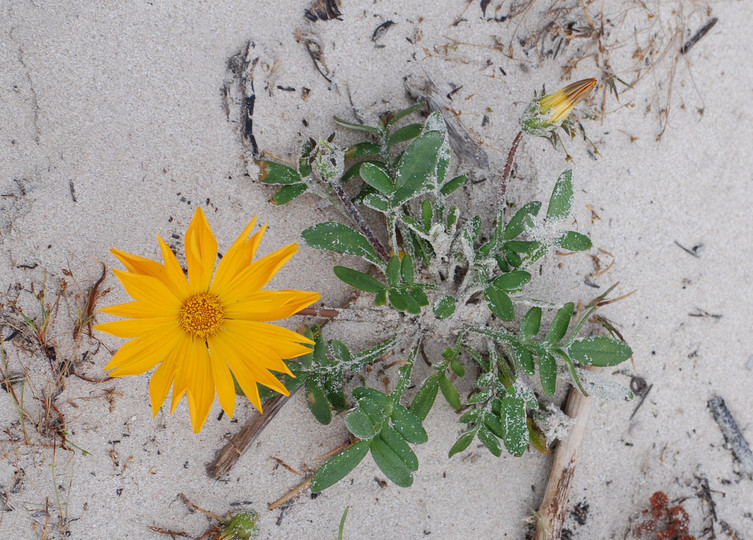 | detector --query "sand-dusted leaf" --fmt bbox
[393,130,444,204]
[351,338,397,366]
[388,123,423,146]
[310,440,371,492]
[352,387,392,409]
[433,295,456,320]
[502,389,528,456]
[546,169,574,220]
[545,302,574,344]
[484,286,515,321]
[323,368,347,411]
[388,290,410,312]
[448,429,476,458]
[305,377,332,425]
[363,193,389,212]
[504,201,541,240]
[400,253,414,284]
[333,266,386,294]
[345,408,377,440]
[386,256,402,287]
[484,412,504,439]
[379,425,419,471]
[478,425,502,457]
[440,174,467,196]
[256,160,302,185]
[360,162,394,194]
[334,116,381,135]
[302,222,380,265]
[371,435,413,487]
[539,351,557,396]
[271,183,308,205]
[491,270,531,292]
[556,231,592,251]
[410,373,441,421]
[521,306,542,340]
[344,141,381,160]
[391,403,428,444]
[512,342,535,376]
[438,373,461,410]
[568,337,632,367]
